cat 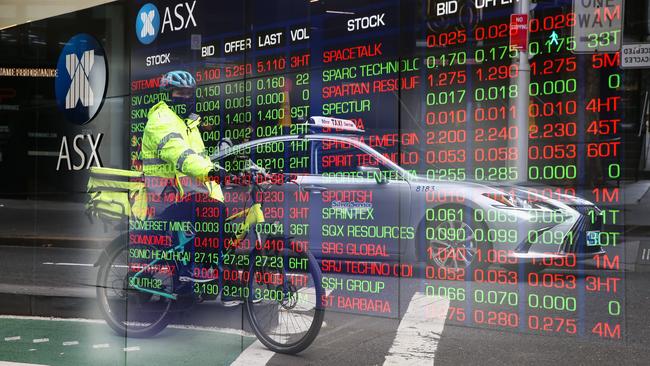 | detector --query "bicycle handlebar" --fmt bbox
[213,161,296,188]
[225,171,296,186]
